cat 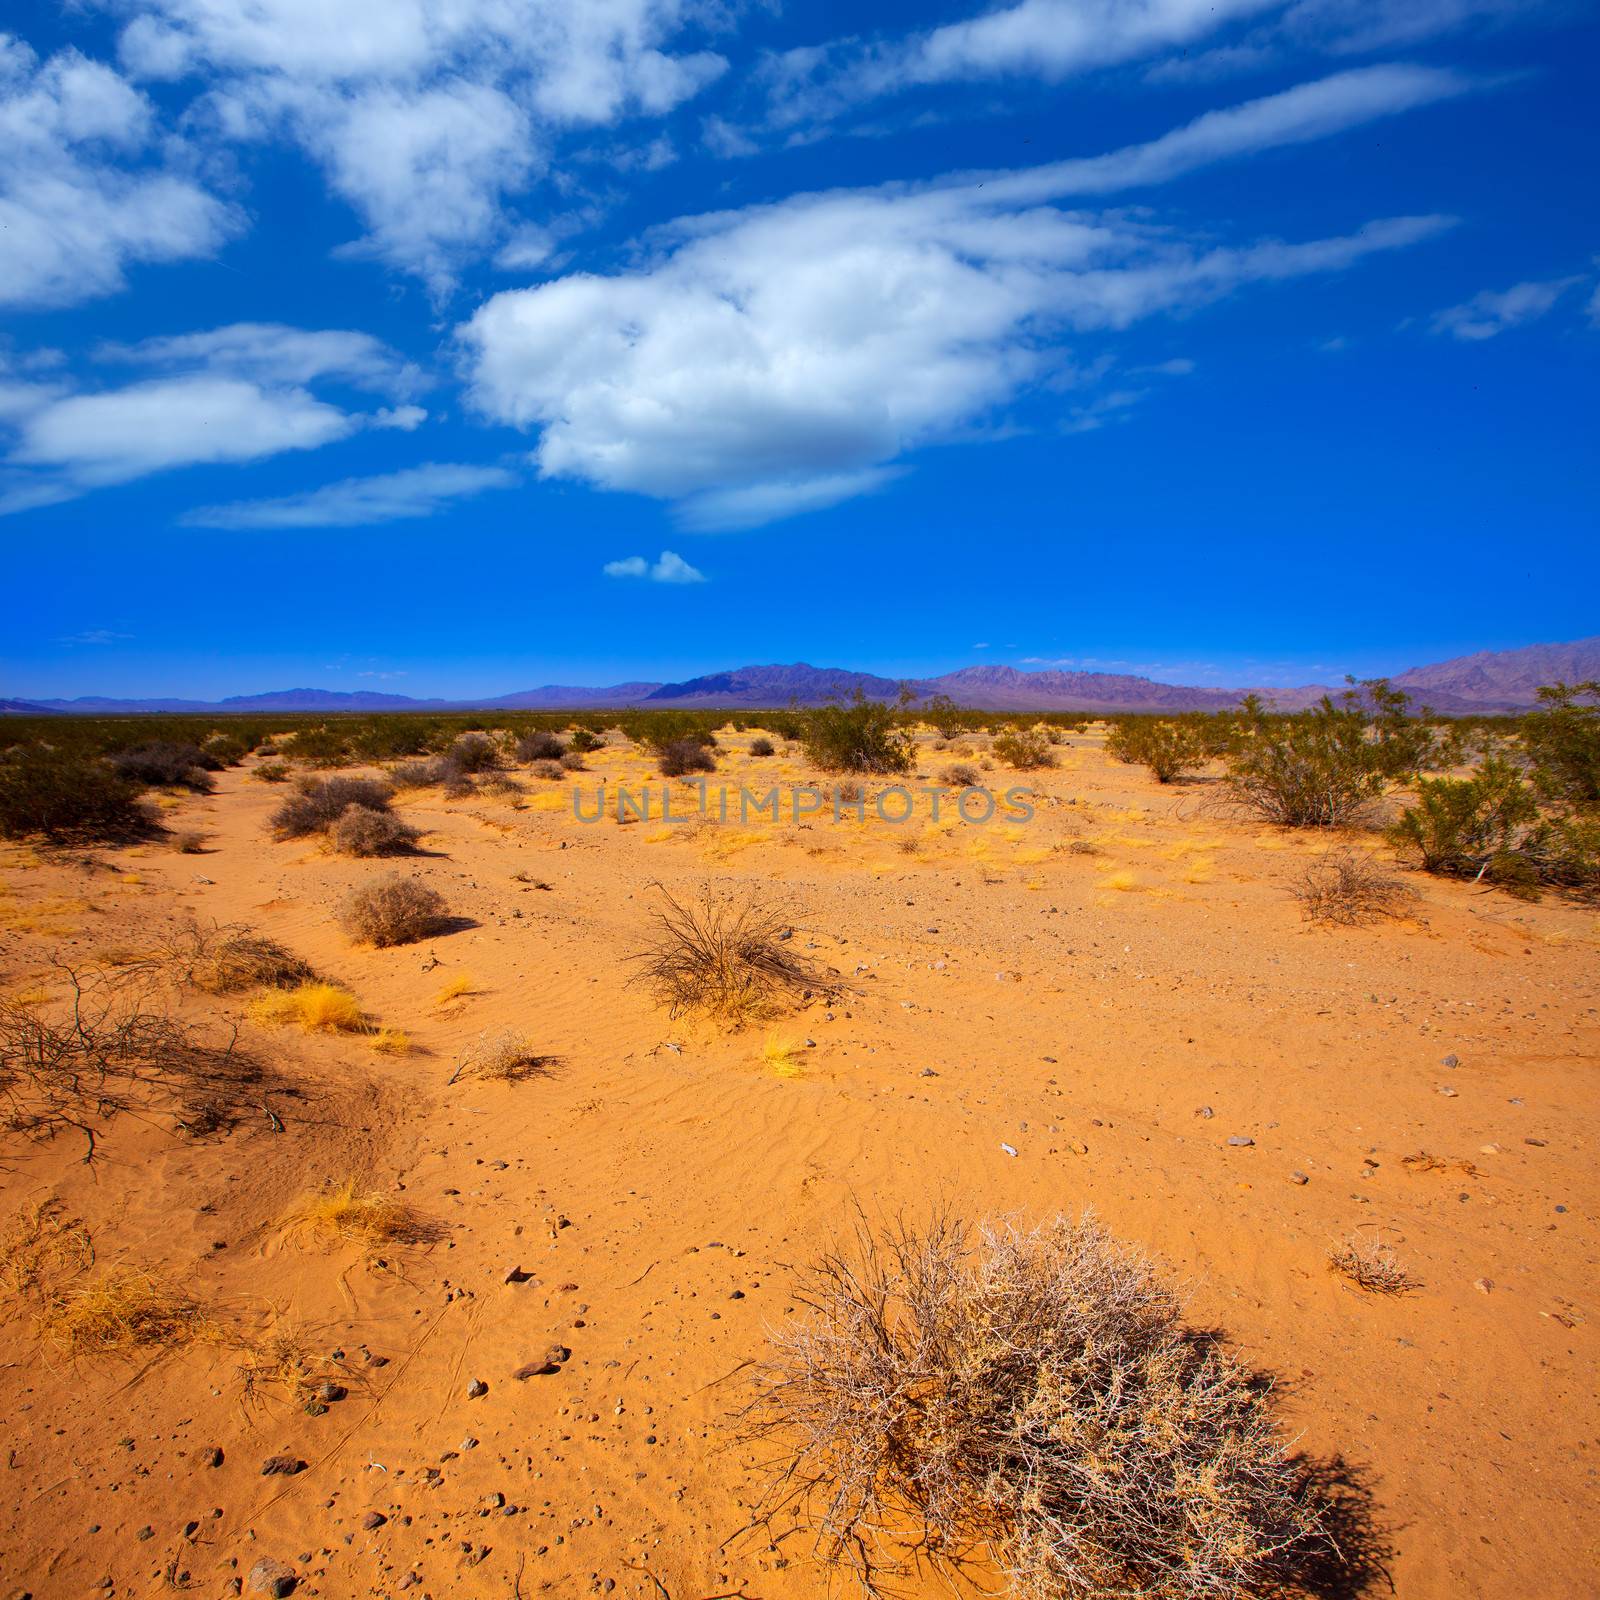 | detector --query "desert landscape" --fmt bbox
[0,692,1595,1600]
